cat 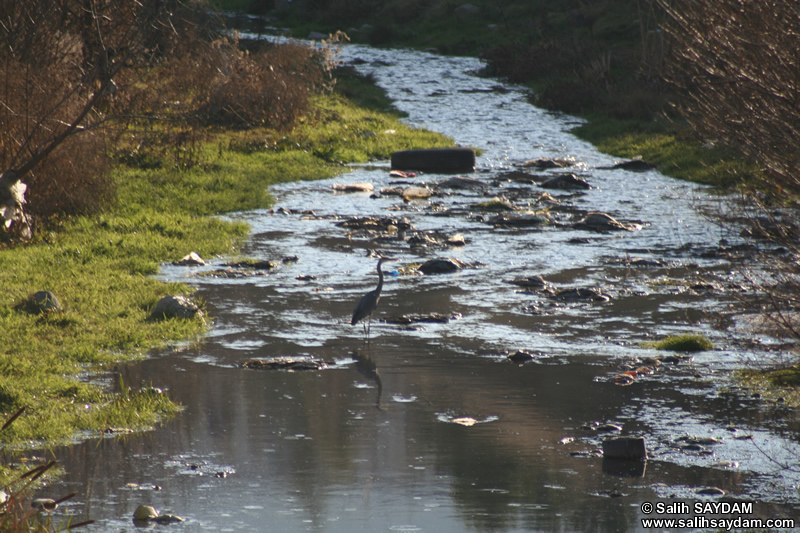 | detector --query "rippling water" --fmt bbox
[40,38,800,531]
